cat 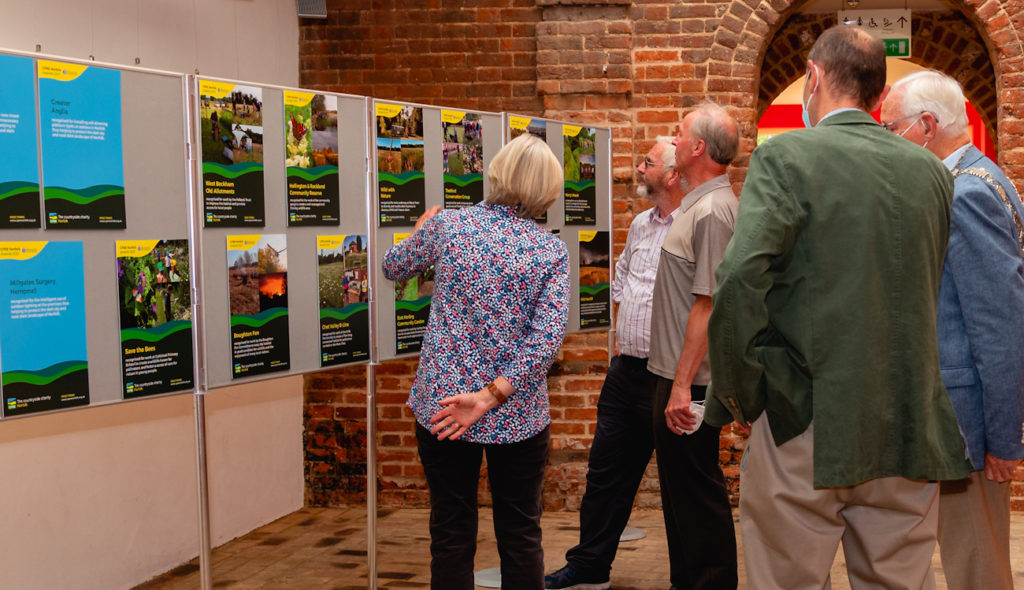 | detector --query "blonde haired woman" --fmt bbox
[383,134,569,589]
